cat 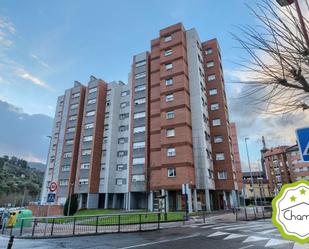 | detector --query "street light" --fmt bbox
[244,138,258,209]
[276,0,309,49]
